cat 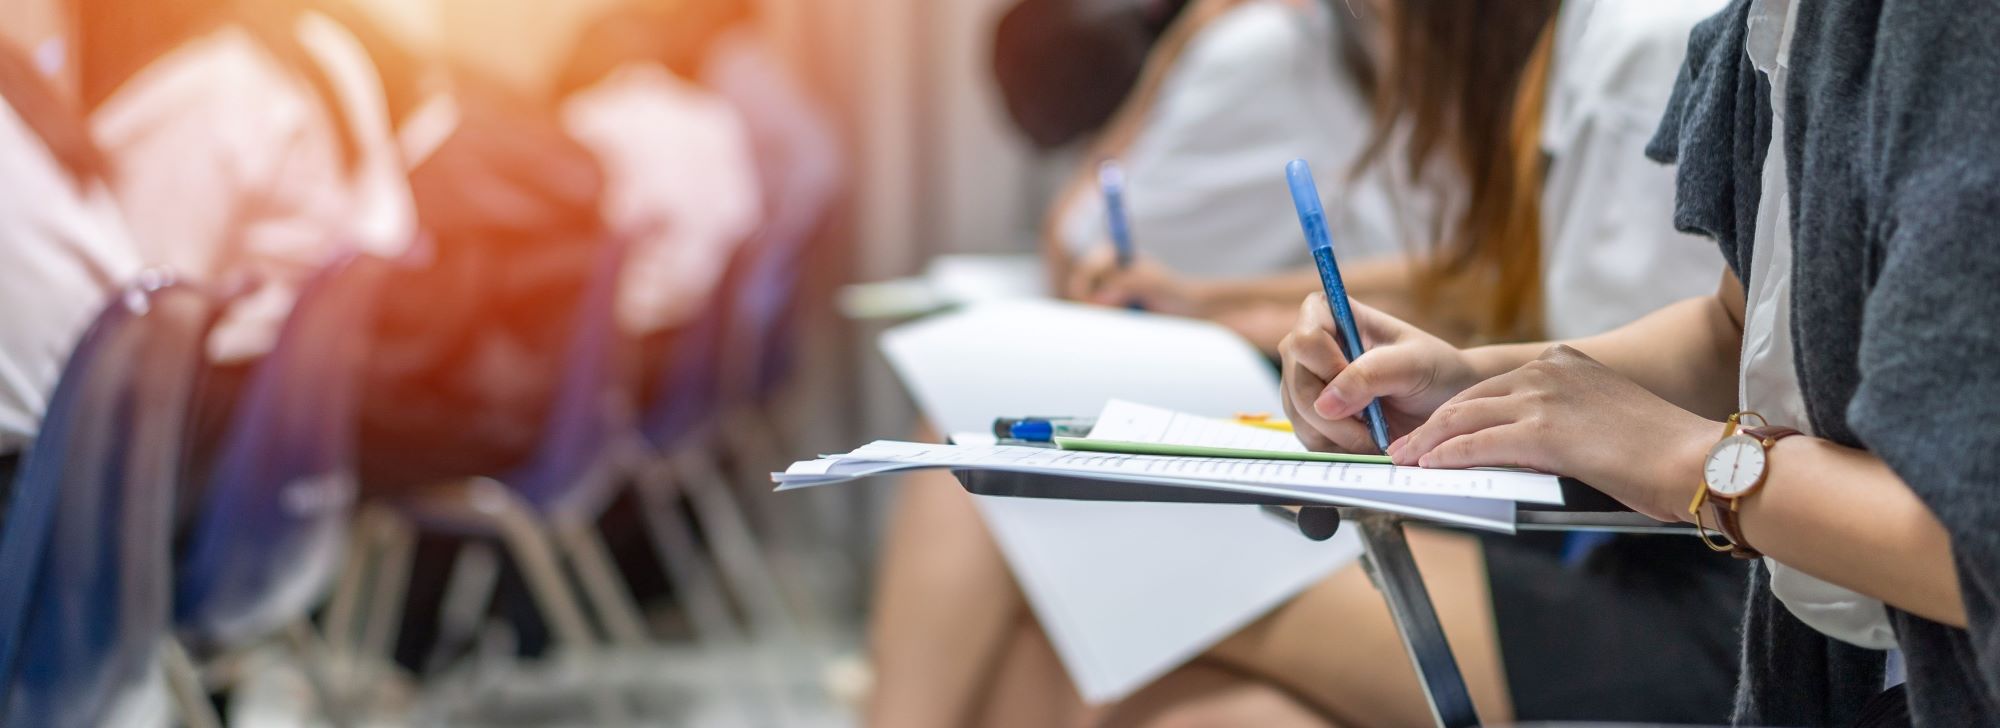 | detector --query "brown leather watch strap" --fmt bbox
[1702,500,1763,559]
[1706,426,1802,559]
[1743,425,1801,445]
